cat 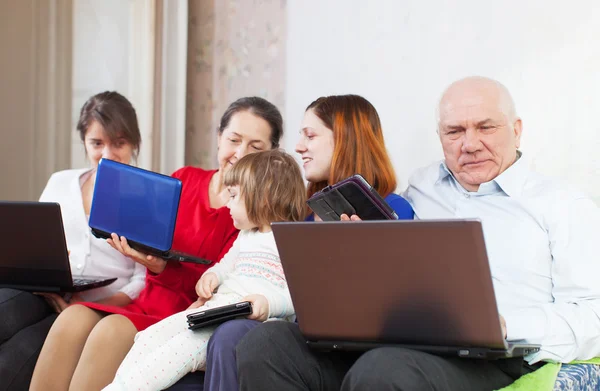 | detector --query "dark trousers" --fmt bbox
[0,289,56,391]
[237,321,536,391]
[167,319,261,391]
